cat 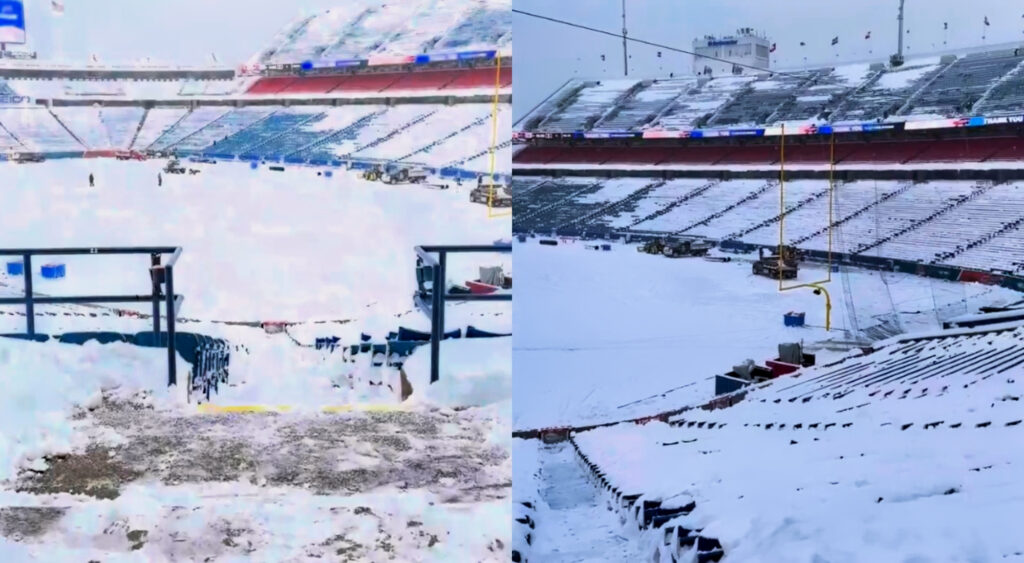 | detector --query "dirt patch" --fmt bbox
[17,446,142,499]
[15,399,508,501]
[0,507,67,540]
